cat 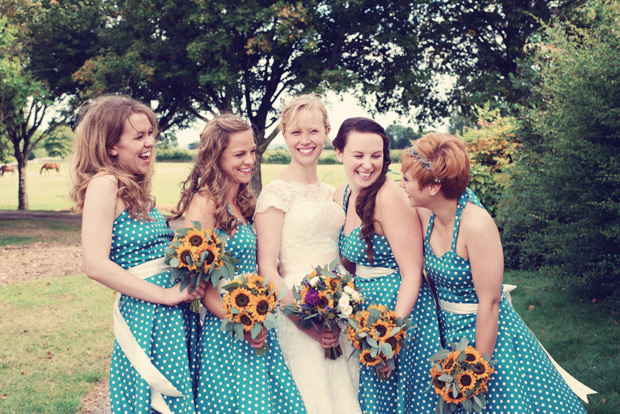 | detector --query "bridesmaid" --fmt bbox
[334,117,441,414]
[71,95,202,413]
[170,114,306,414]
[400,132,593,413]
